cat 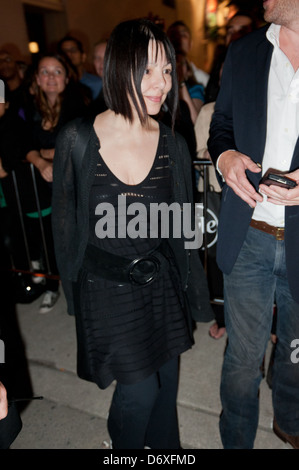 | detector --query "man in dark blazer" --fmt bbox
[208,0,299,449]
